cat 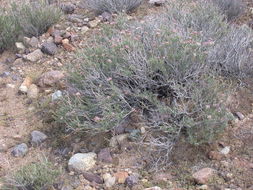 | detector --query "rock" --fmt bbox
[0,143,8,152]
[153,172,172,182]
[67,14,87,24]
[41,42,58,55]
[101,12,112,22]
[208,151,223,161]
[61,3,75,14]
[19,76,33,93]
[31,130,48,146]
[109,134,129,148]
[38,70,64,87]
[81,26,89,34]
[24,36,39,48]
[193,168,215,184]
[62,39,75,51]
[144,187,162,190]
[220,146,230,155]
[68,153,97,172]
[0,71,10,78]
[82,172,103,184]
[7,84,15,88]
[125,175,139,188]
[197,185,209,190]
[103,173,116,188]
[61,185,73,190]
[52,90,63,101]
[12,143,28,157]
[27,84,39,99]
[148,0,165,5]
[88,19,100,28]
[235,112,244,120]
[54,35,63,44]
[15,42,25,51]
[24,49,43,62]
[97,148,113,163]
[13,58,24,65]
[114,171,129,184]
